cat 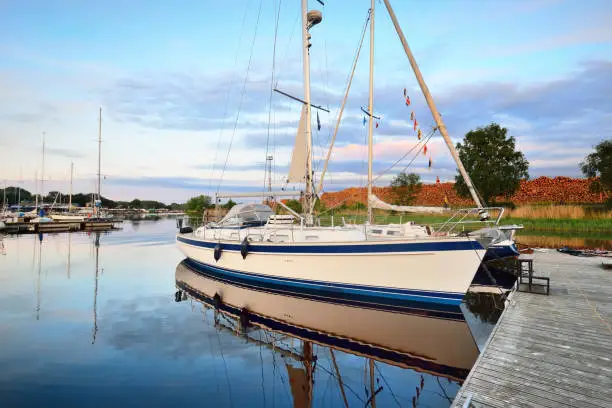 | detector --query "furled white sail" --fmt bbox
[368,194,447,214]
[287,105,307,183]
